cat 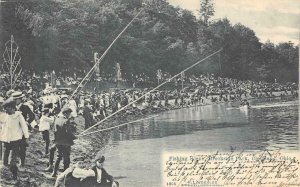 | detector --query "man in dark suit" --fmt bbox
[51,107,77,177]
[13,92,35,130]
[83,101,94,129]
[12,91,35,169]
[88,155,116,187]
